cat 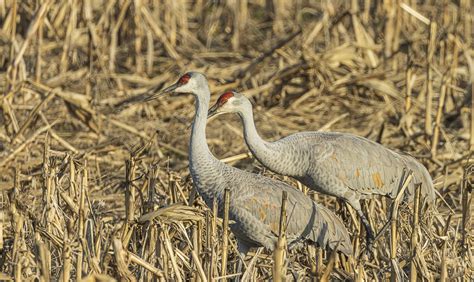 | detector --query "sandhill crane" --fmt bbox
[208,91,437,248]
[143,72,353,264]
